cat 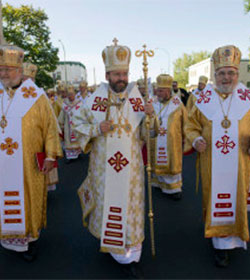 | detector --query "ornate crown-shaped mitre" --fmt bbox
[79,81,88,87]
[212,45,241,71]
[67,85,75,94]
[102,38,131,72]
[156,74,173,89]
[0,44,24,67]
[23,62,38,78]
[198,75,208,84]
[56,80,66,91]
